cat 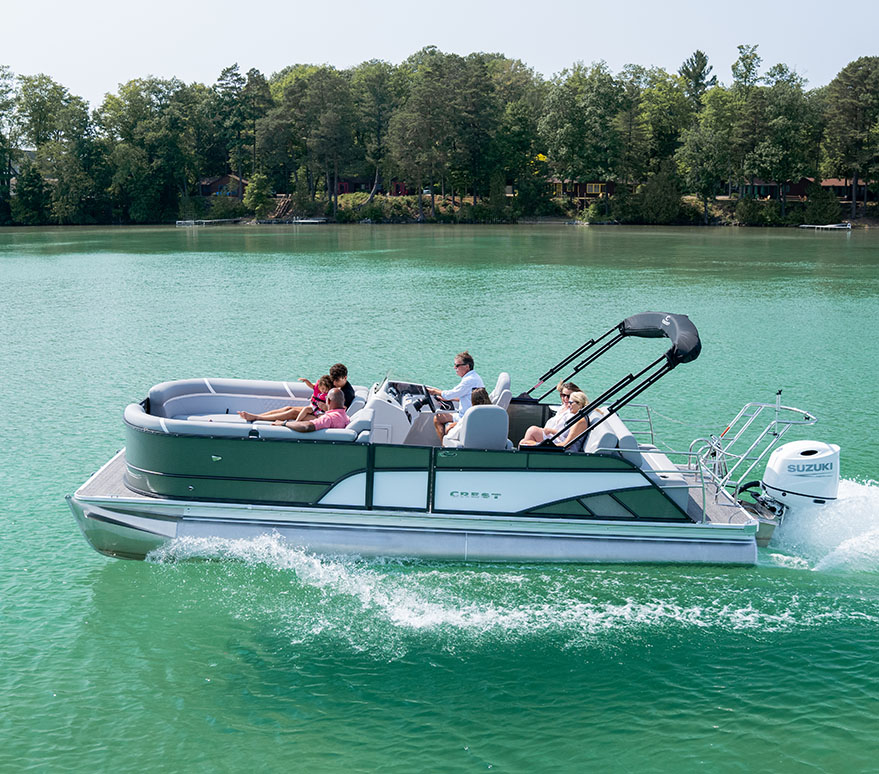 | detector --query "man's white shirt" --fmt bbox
[441,370,485,415]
